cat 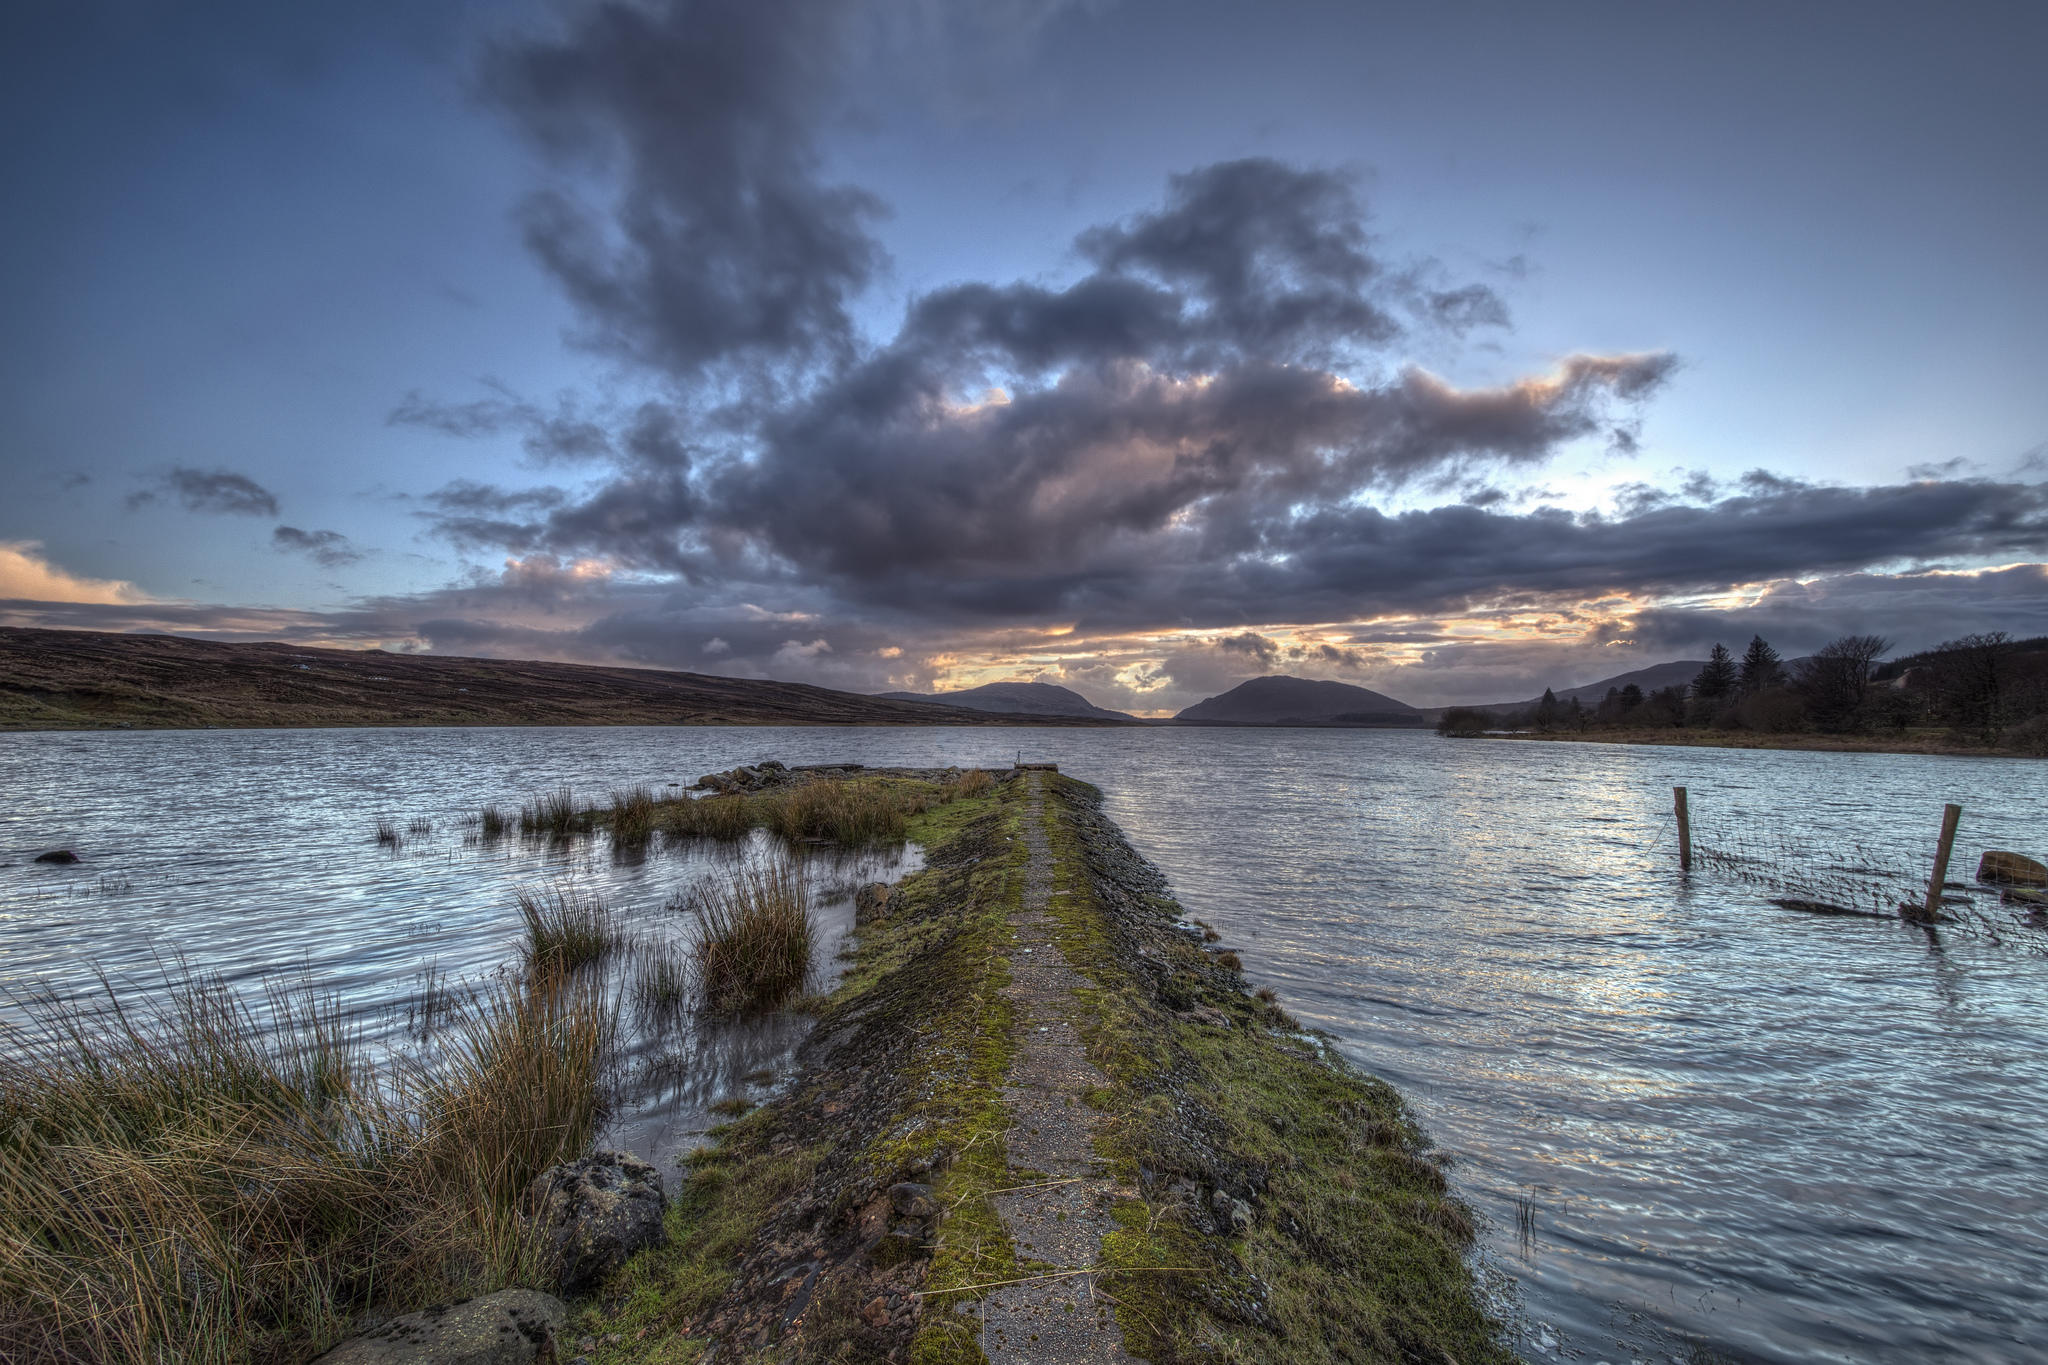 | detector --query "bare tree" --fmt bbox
[1926,632,2012,742]
[1794,634,1891,731]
